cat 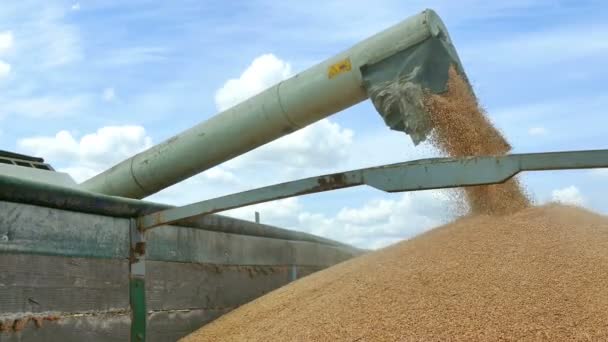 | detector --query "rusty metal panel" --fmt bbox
[0,313,130,342]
